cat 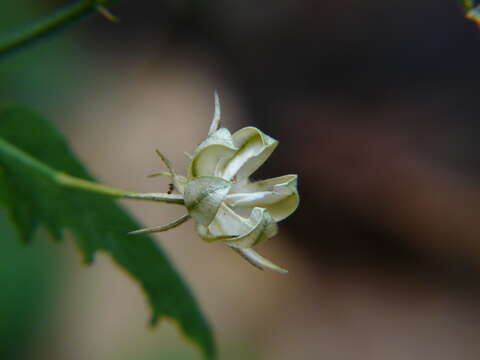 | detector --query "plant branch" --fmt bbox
[0,0,118,57]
